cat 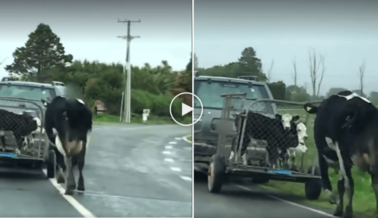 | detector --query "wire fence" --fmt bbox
[0,97,47,160]
[217,94,322,172]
